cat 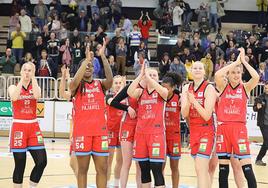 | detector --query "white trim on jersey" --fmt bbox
[13,119,38,123]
